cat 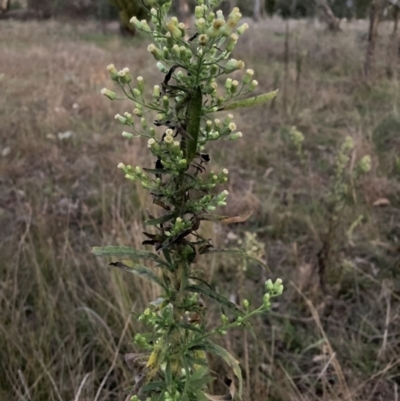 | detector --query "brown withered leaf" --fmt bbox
[124,353,148,370]
[373,198,390,207]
